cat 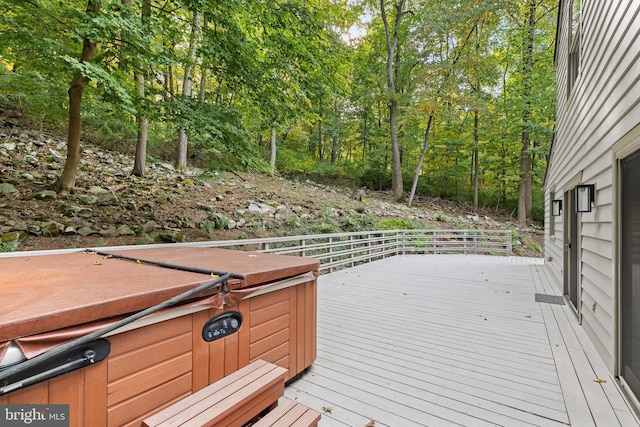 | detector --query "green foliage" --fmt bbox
[341,213,377,232]
[435,211,451,222]
[136,233,156,245]
[202,220,215,234]
[0,0,555,223]
[376,218,417,230]
[0,240,20,253]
